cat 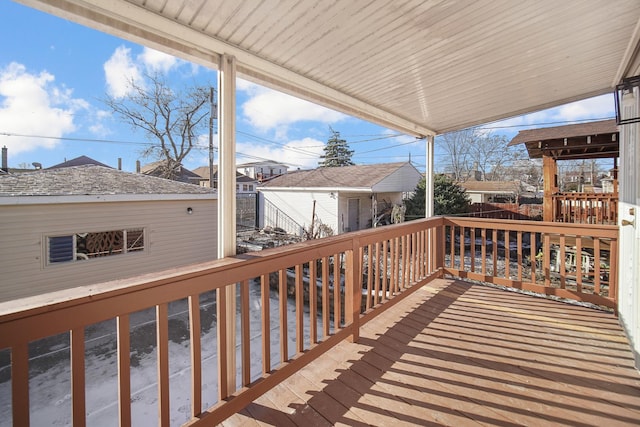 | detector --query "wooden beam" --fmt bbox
[543,155,558,222]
